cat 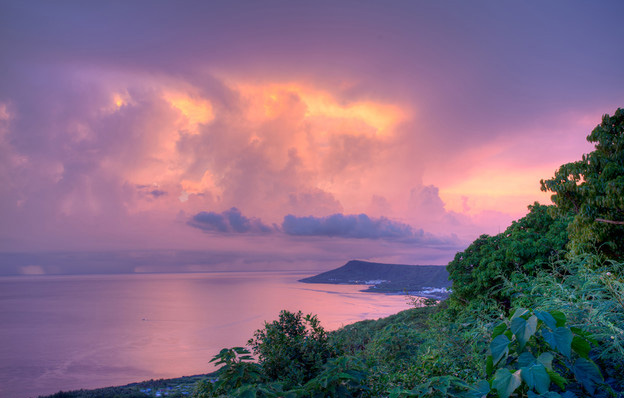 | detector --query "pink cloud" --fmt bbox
[2,0,623,268]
